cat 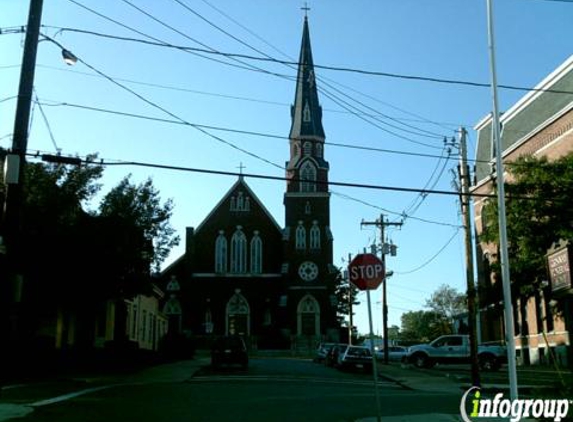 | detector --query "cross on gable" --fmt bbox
[237,162,246,175]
